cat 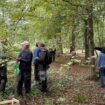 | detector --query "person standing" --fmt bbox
[0,41,7,92]
[33,42,41,86]
[98,47,105,88]
[49,48,53,62]
[16,41,33,96]
[38,43,50,92]
[49,48,56,62]
[52,48,56,62]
